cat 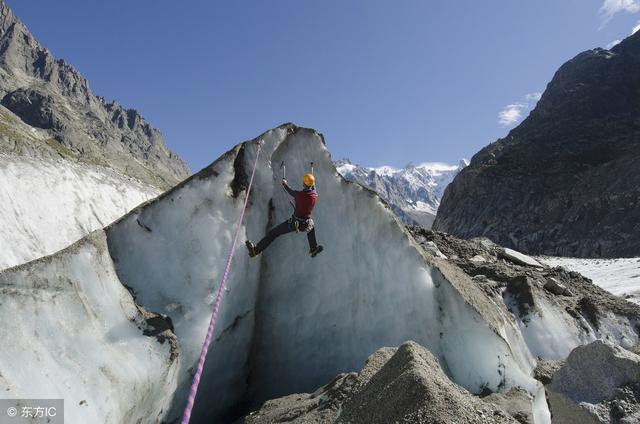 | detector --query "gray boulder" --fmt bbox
[547,340,640,423]
[484,387,535,424]
[500,248,544,268]
[544,277,573,296]
[533,359,564,385]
